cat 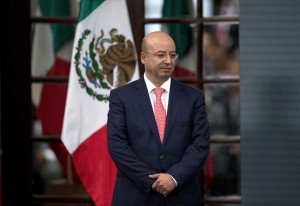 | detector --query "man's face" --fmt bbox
[141,34,177,84]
